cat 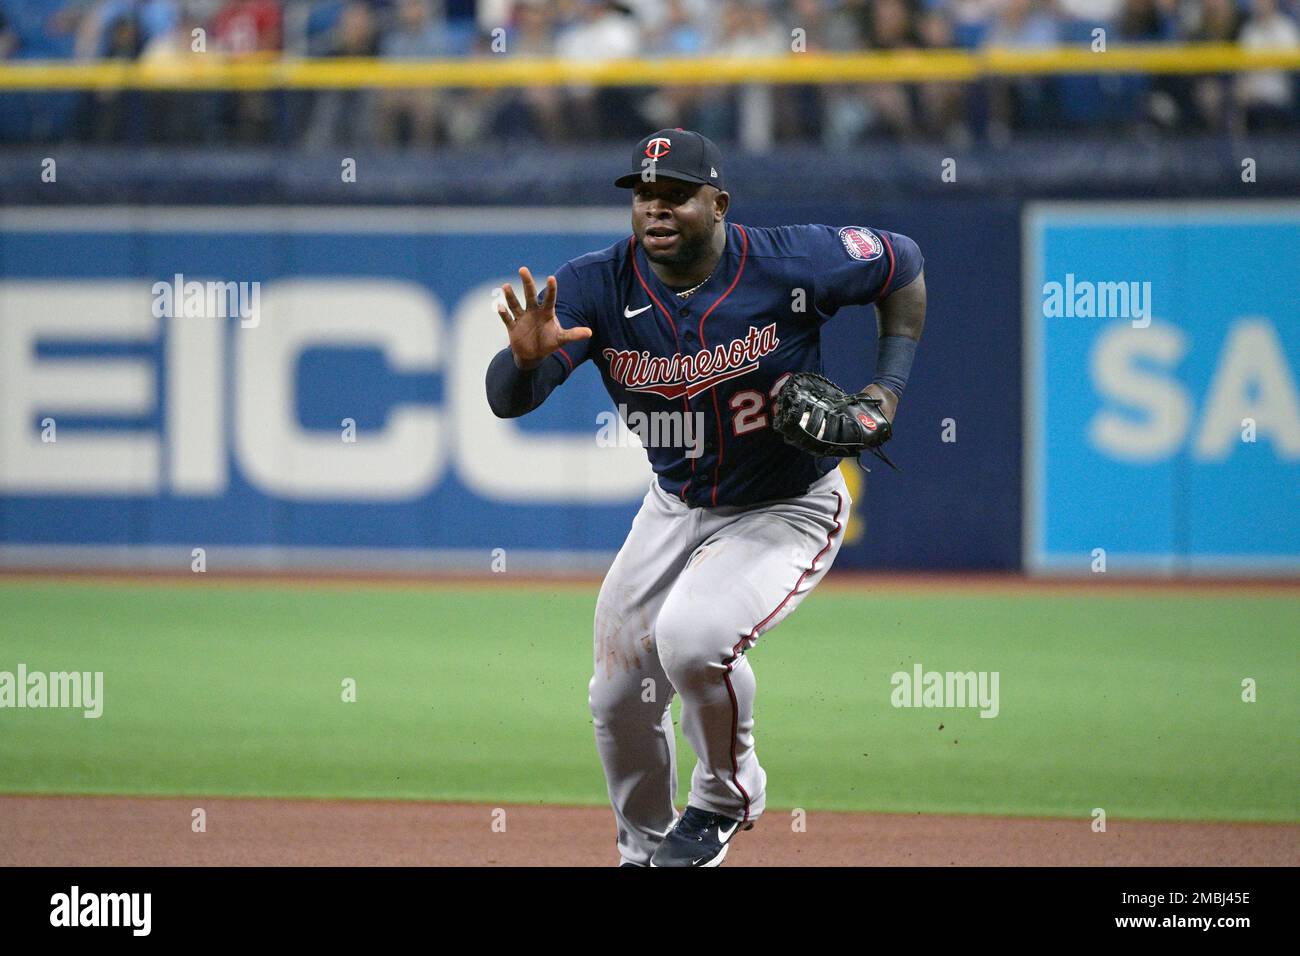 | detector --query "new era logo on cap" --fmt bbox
[615,129,726,190]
